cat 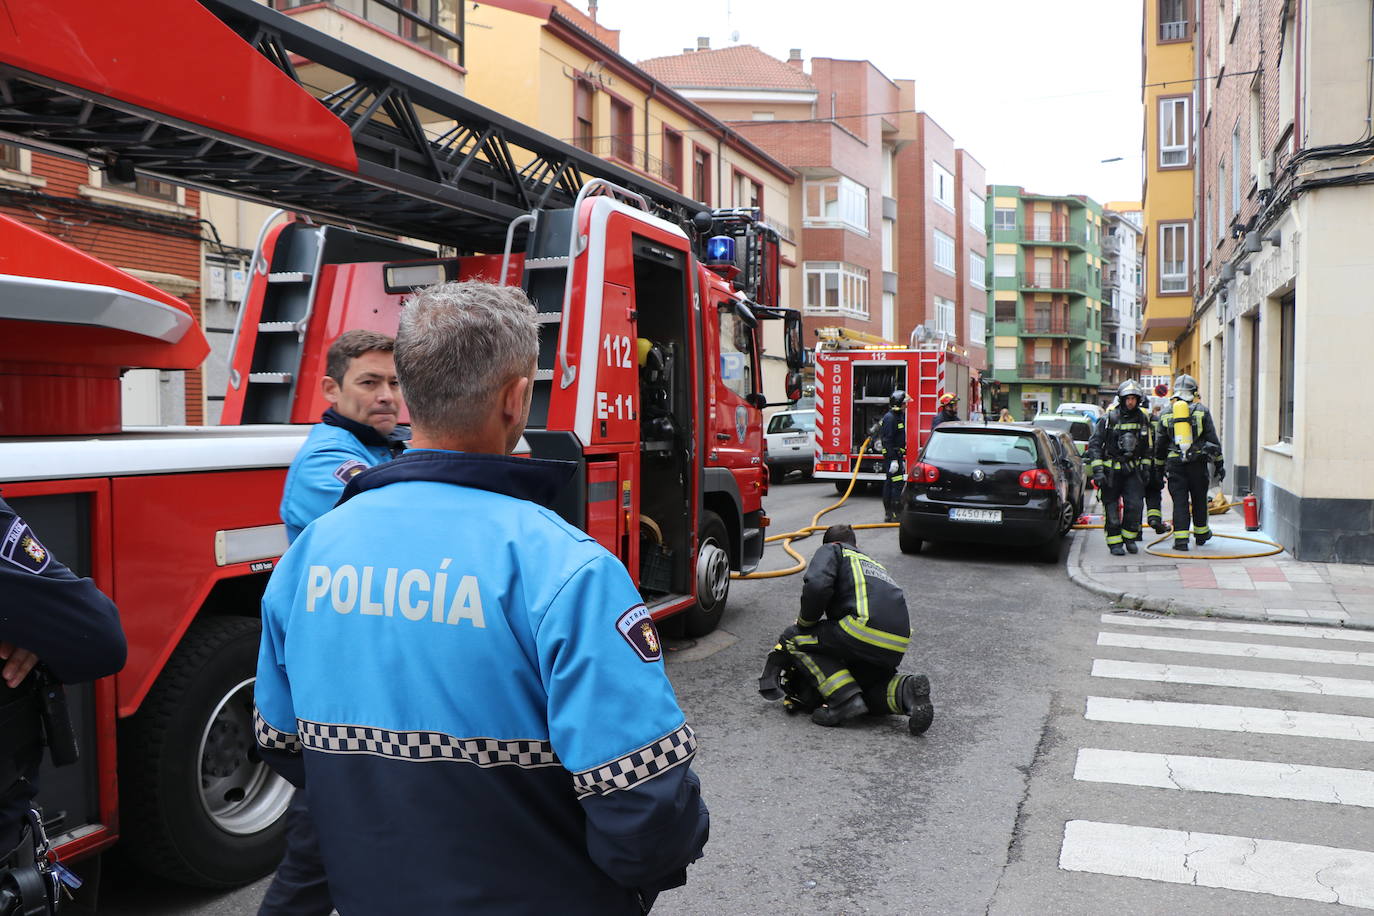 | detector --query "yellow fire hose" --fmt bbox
[733,438,895,580]
[1074,488,1283,559]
